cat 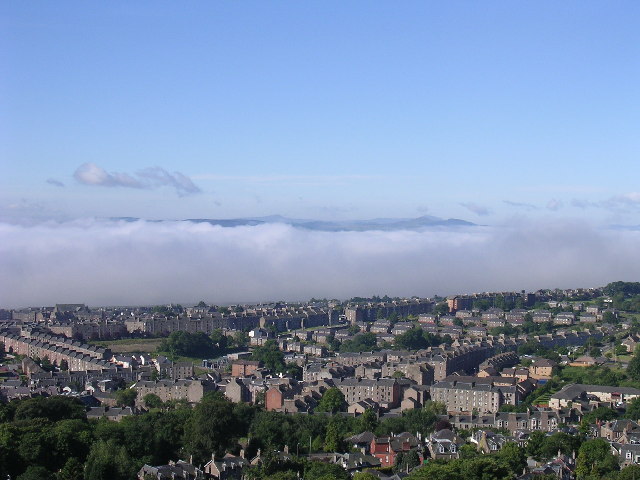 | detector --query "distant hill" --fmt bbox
[112,215,476,231]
